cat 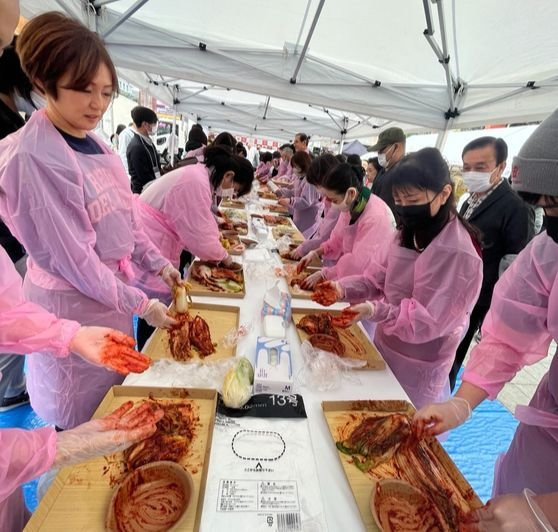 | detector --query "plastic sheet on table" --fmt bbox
[244,261,275,281]
[297,340,366,391]
[124,358,239,389]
